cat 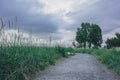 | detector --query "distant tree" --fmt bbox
[76,22,90,48]
[87,23,92,48]
[106,33,120,48]
[90,24,102,48]
[80,23,89,48]
[76,27,84,48]
[76,22,102,48]
[116,33,120,39]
